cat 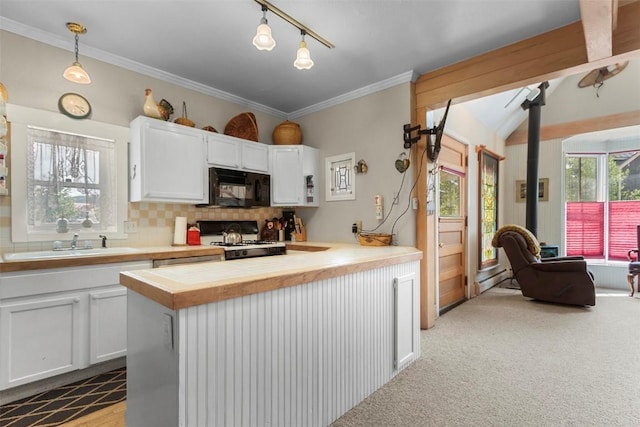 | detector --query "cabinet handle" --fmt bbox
[132,164,137,180]
[73,298,80,303]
